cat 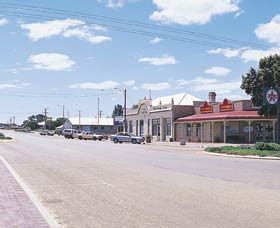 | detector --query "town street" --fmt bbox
[0,131,280,228]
